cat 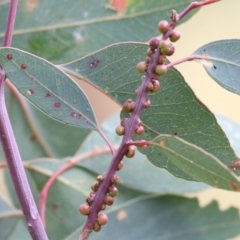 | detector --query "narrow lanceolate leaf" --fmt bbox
[148,135,240,191]
[60,42,239,182]
[67,196,240,240]
[0,0,198,63]
[193,39,240,95]
[0,47,98,130]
